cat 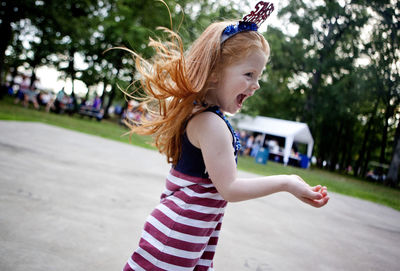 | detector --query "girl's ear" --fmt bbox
[209,71,218,84]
